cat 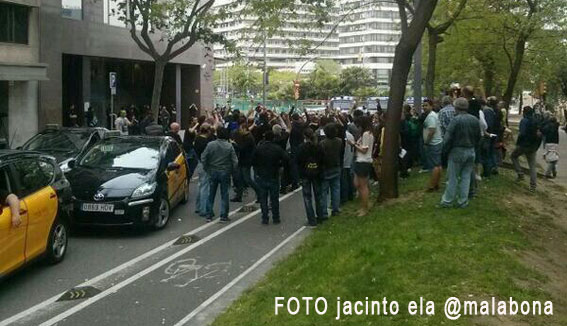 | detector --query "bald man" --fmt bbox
[167,122,183,144]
